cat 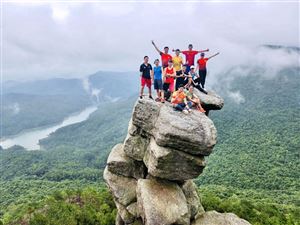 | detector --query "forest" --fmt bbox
[1,67,299,224]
